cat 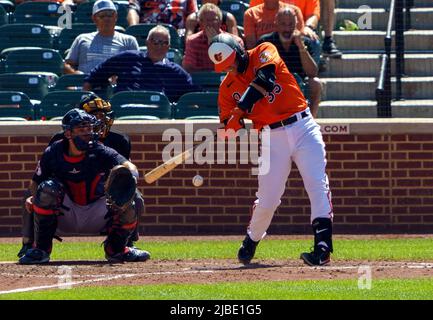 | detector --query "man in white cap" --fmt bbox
[64,0,139,75]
